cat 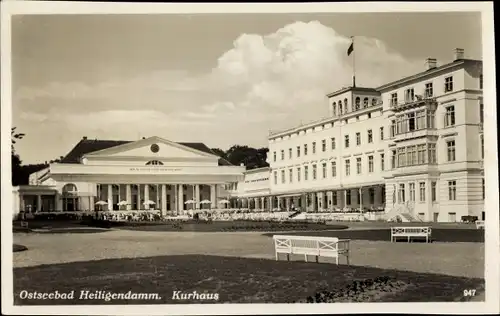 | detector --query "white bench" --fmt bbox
[391,227,432,243]
[272,235,350,265]
[475,221,485,229]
